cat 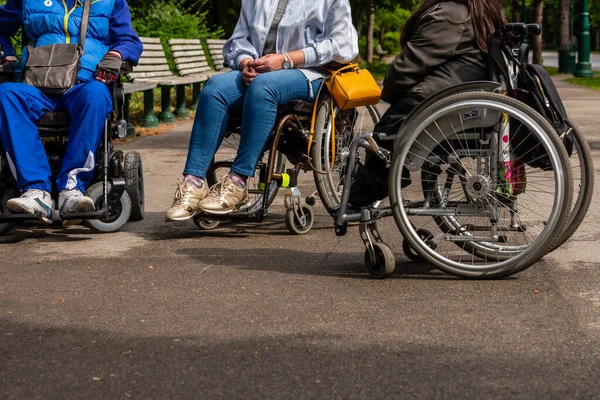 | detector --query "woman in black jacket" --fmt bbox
[350,0,507,206]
